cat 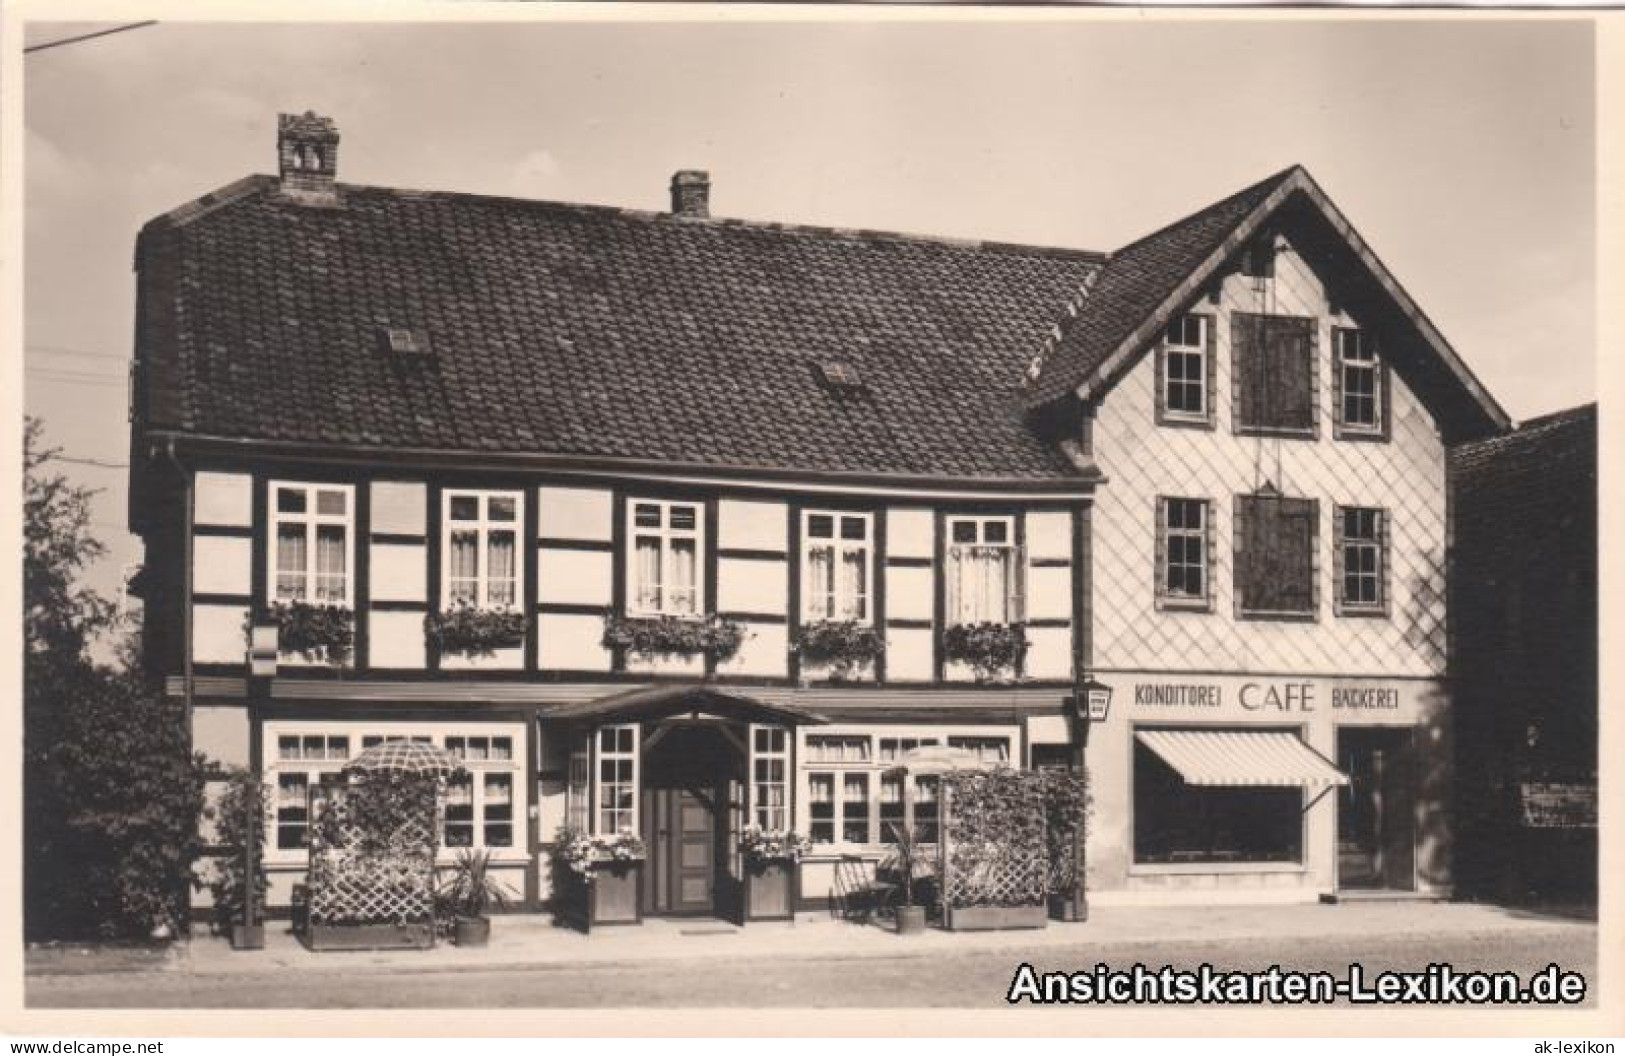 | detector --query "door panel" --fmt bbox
[1337,728,1416,891]
[670,788,715,913]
